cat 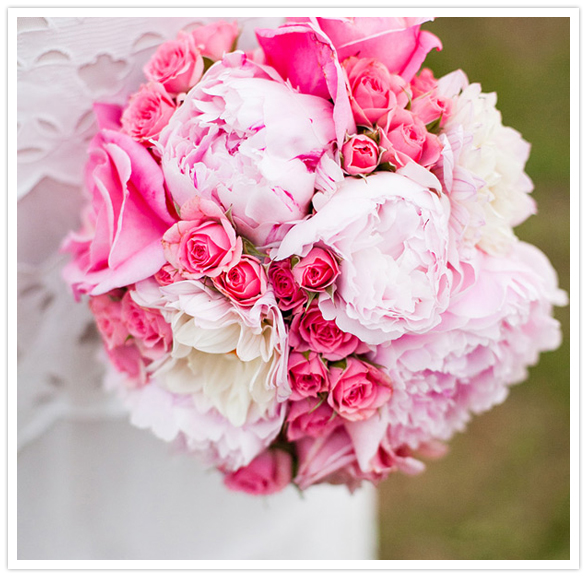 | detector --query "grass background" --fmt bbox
[377,17,570,560]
